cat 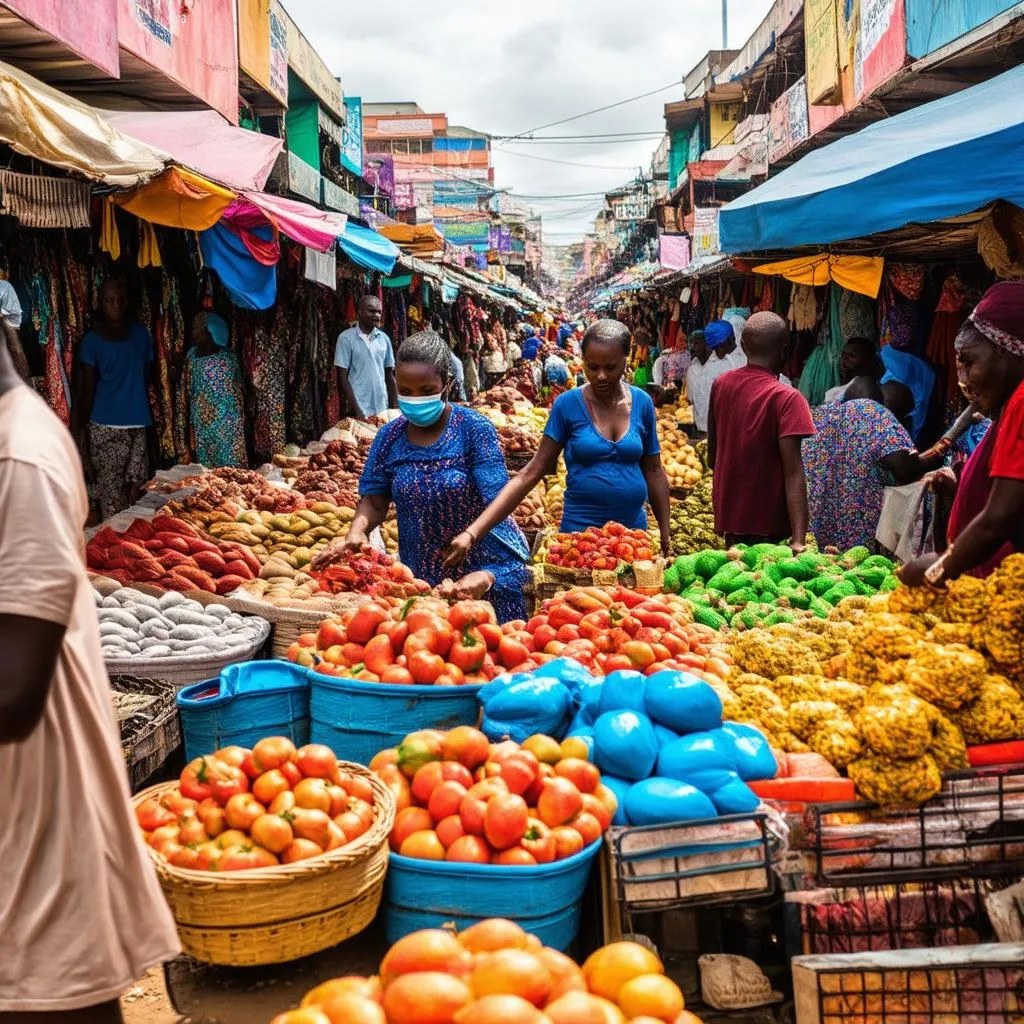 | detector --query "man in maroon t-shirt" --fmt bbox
[708,311,815,550]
